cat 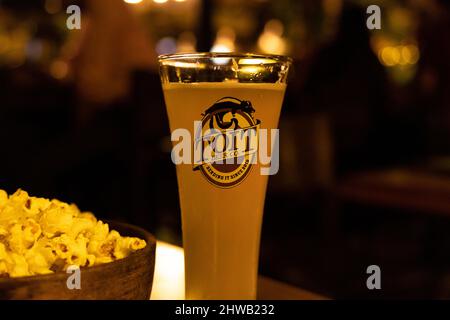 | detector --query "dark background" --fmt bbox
[0,0,450,298]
